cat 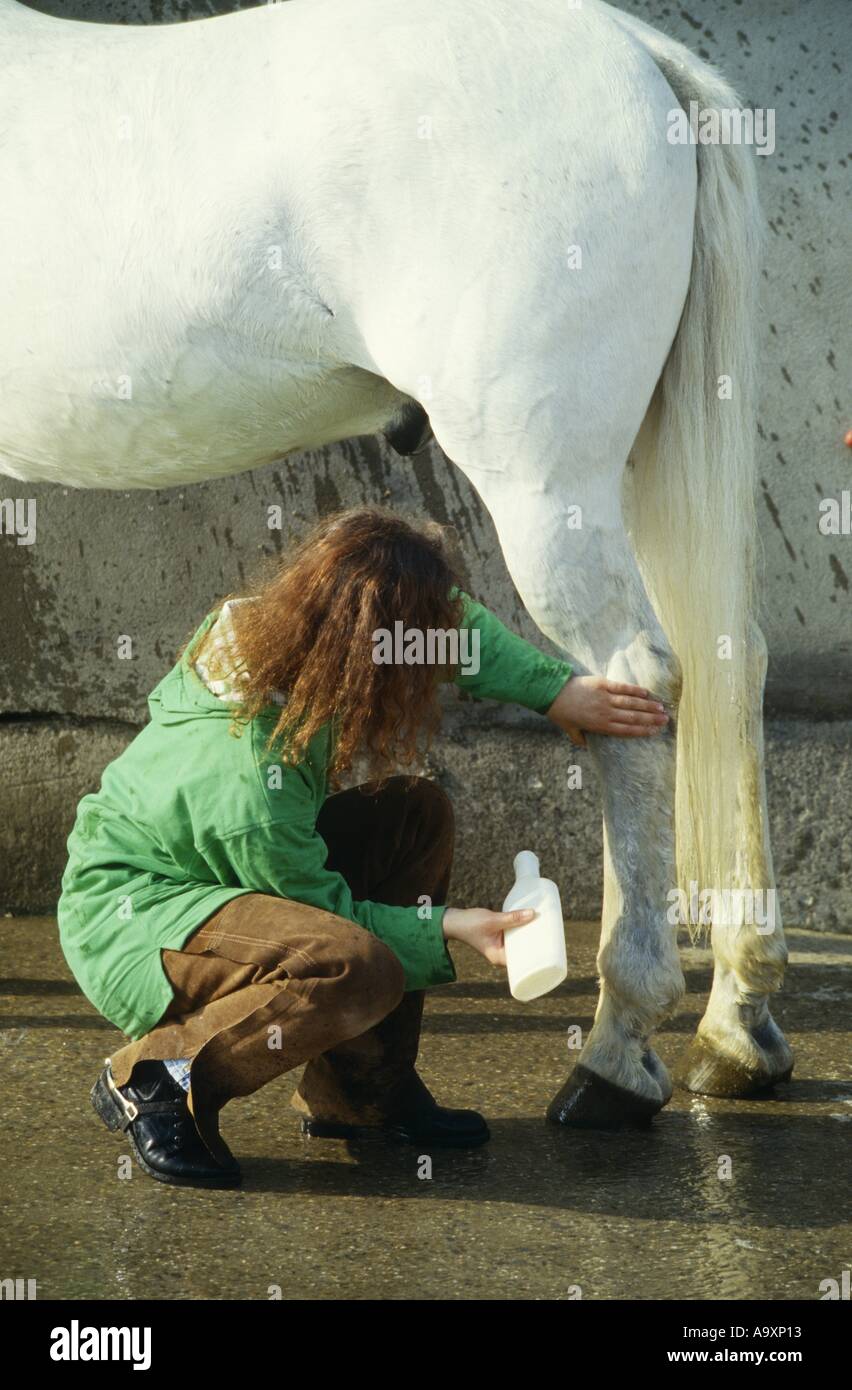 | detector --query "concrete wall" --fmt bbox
[2,0,851,927]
